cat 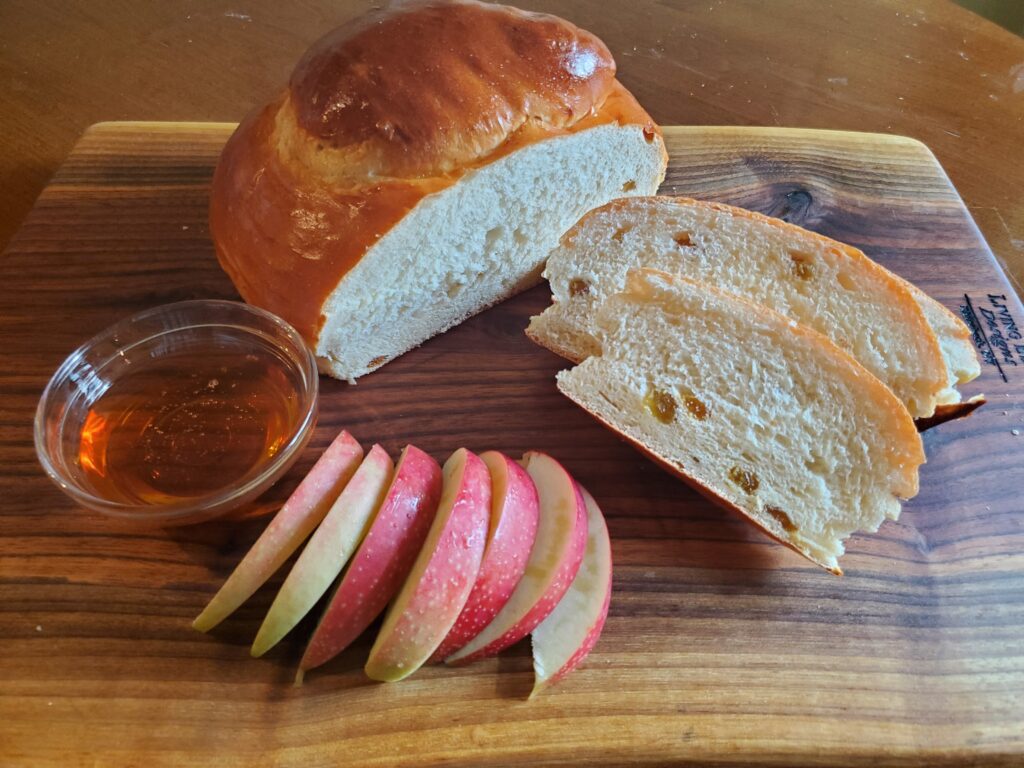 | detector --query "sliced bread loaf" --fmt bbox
[529,196,977,418]
[556,268,925,573]
[210,2,668,382]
